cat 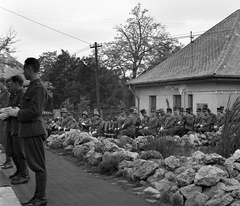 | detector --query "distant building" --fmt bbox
[127,10,240,115]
